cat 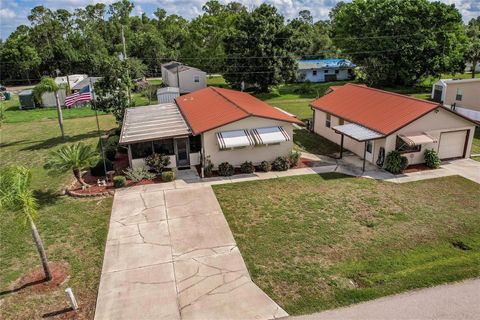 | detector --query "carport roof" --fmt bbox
[332,123,385,142]
[119,103,190,144]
